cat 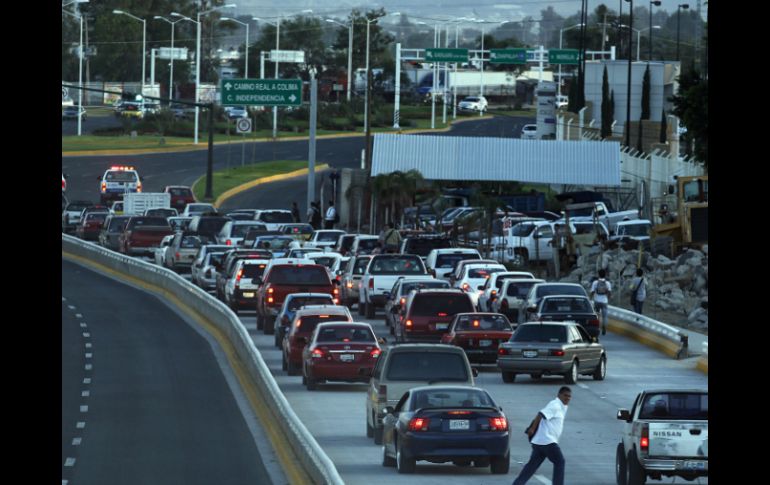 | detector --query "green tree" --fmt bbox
[670,63,708,168]
[600,66,611,138]
[641,65,651,120]
[659,109,667,143]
